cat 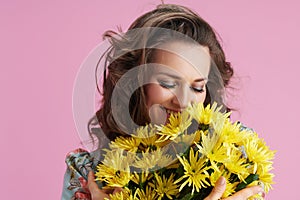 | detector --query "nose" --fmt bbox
[172,84,196,109]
